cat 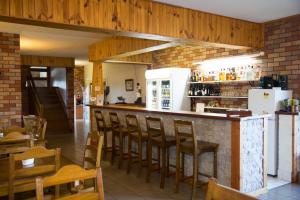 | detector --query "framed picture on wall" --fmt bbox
[125,79,134,91]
